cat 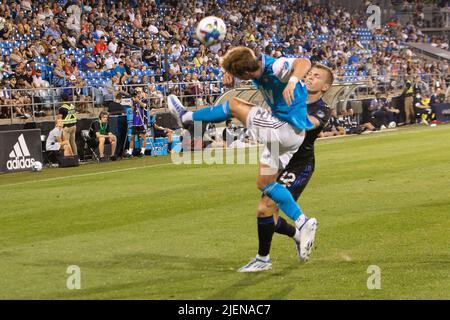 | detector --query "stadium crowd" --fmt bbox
[0,0,449,122]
